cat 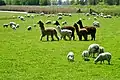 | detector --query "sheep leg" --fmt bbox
[67,35,71,41]
[63,36,67,40]
[108,60,110,65]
